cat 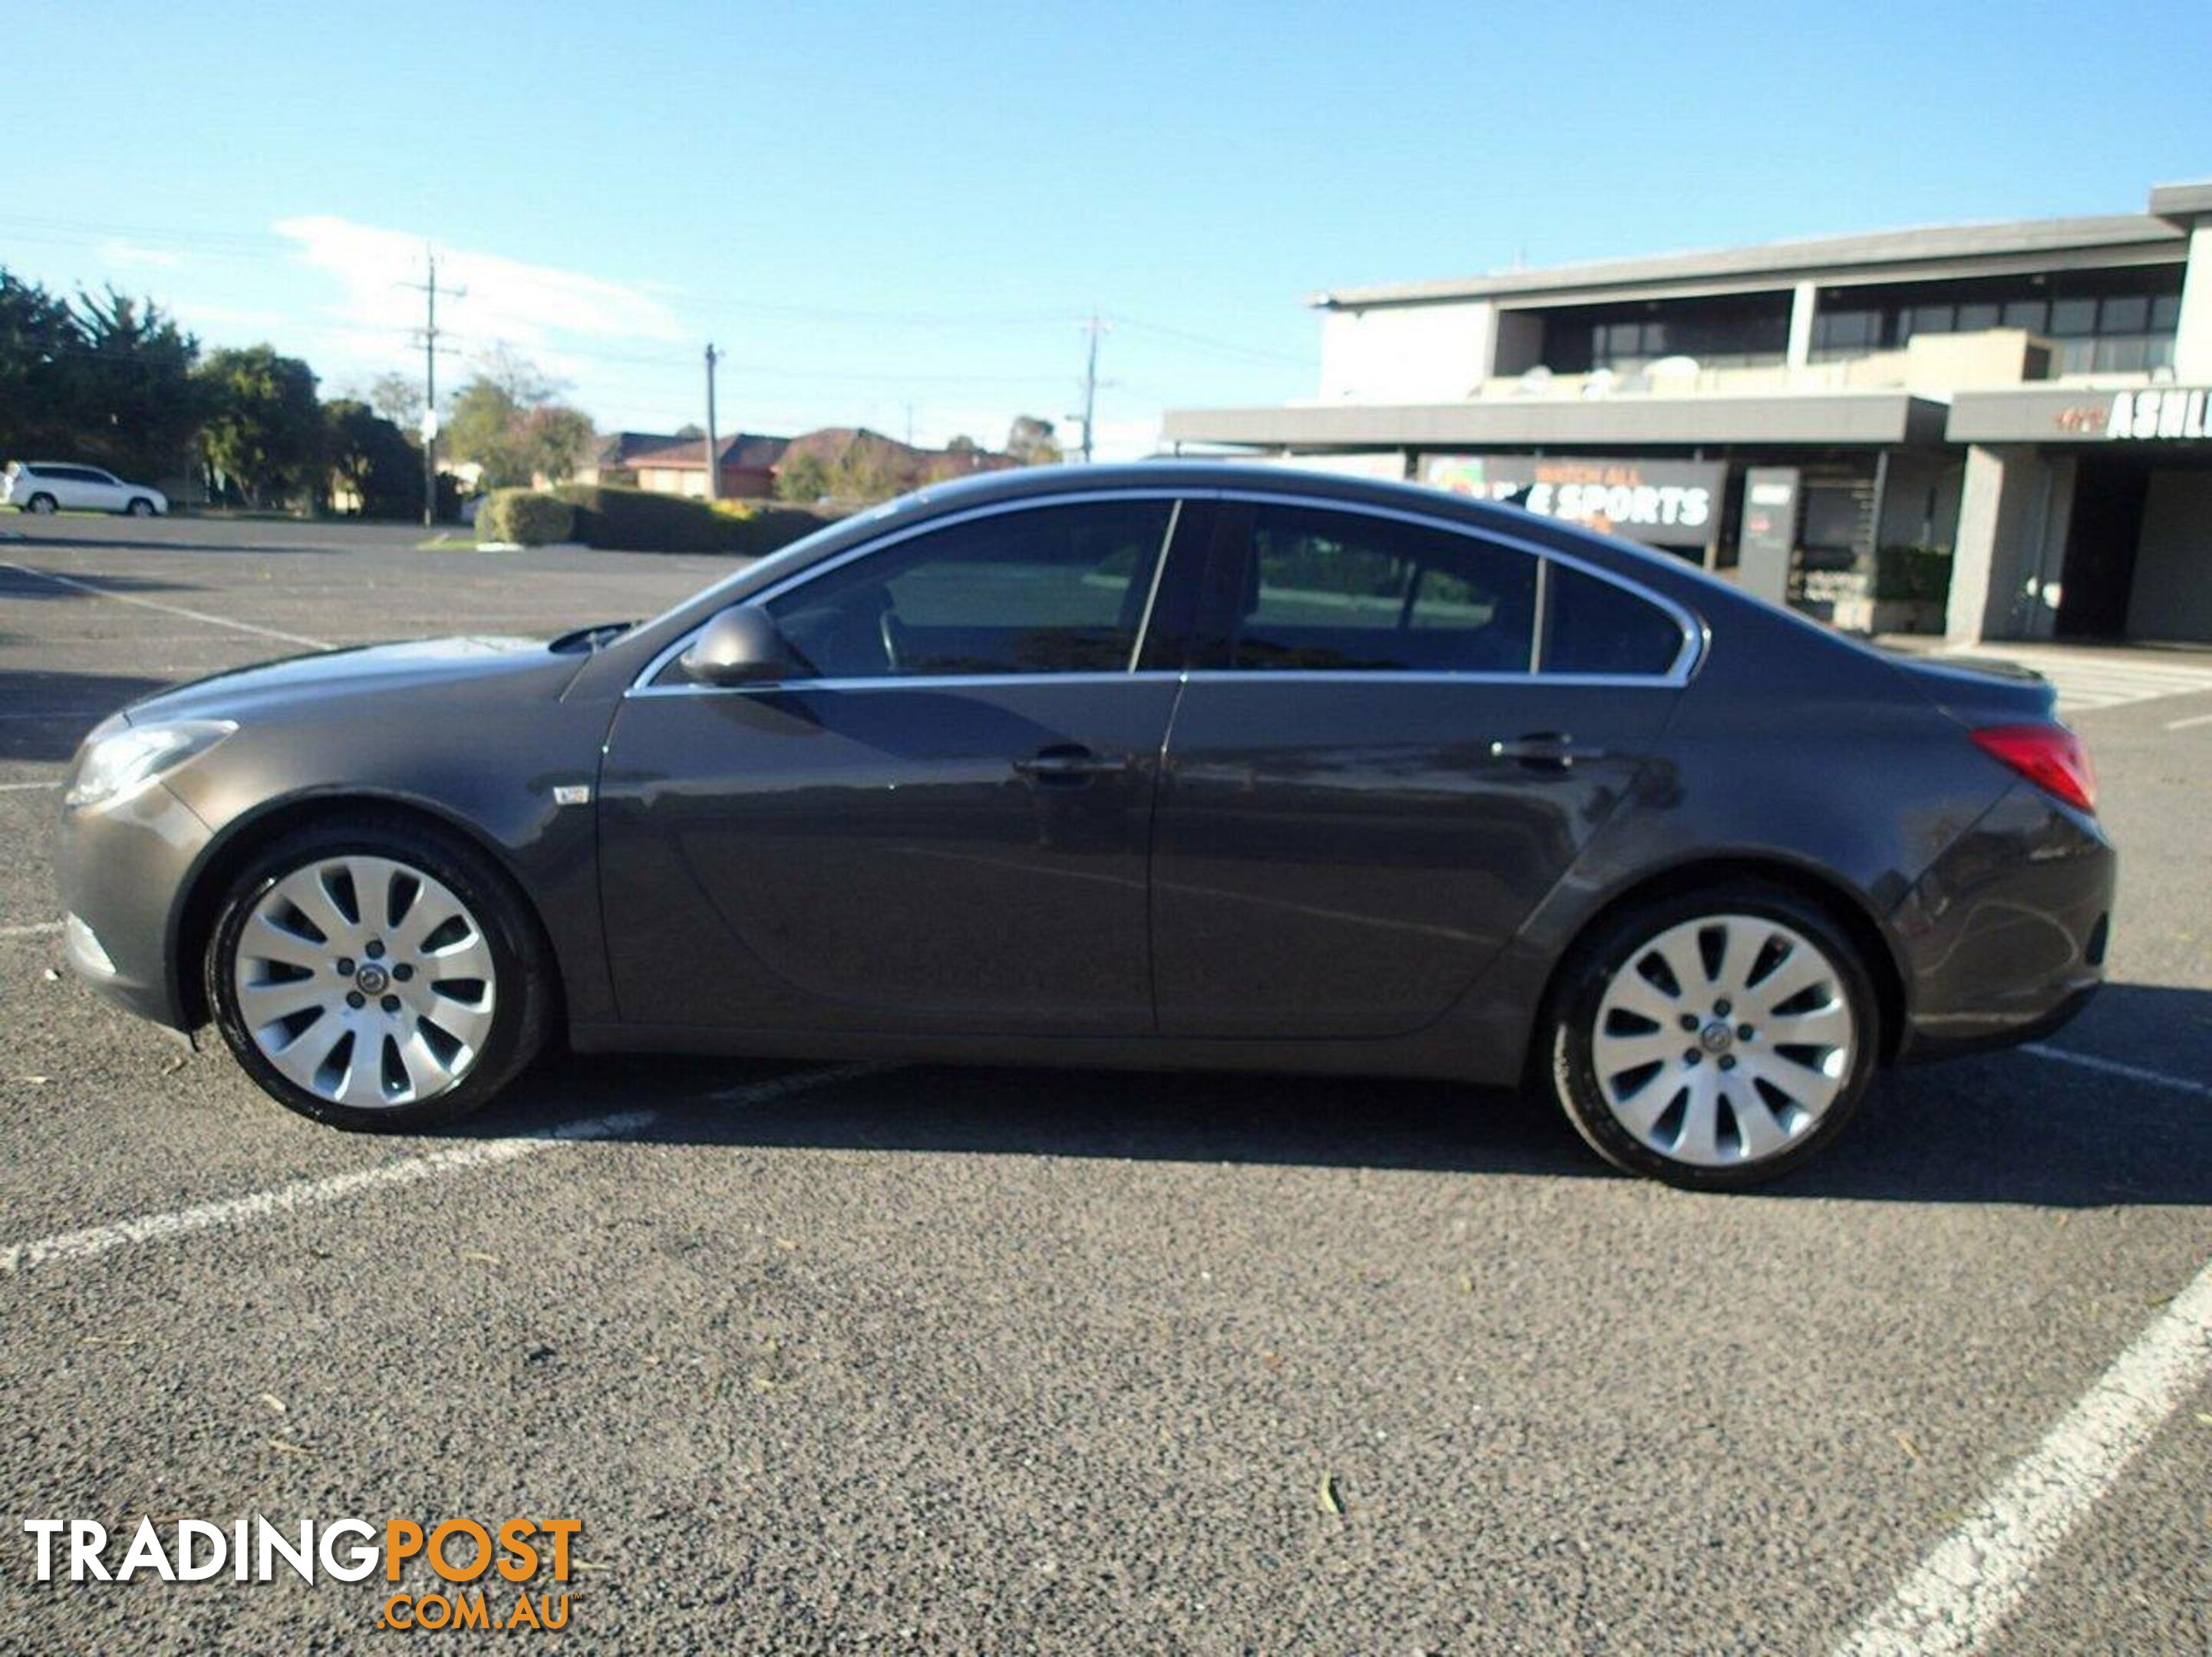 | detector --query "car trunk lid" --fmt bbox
[1882,651,2058,726]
